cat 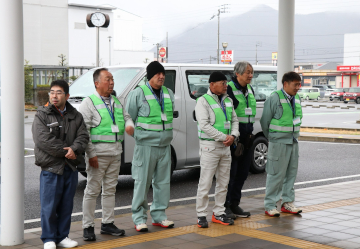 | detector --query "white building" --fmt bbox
[23,0,152,67]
